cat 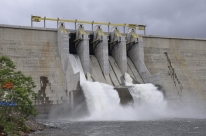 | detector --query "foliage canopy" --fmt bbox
[0,56,37,135]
